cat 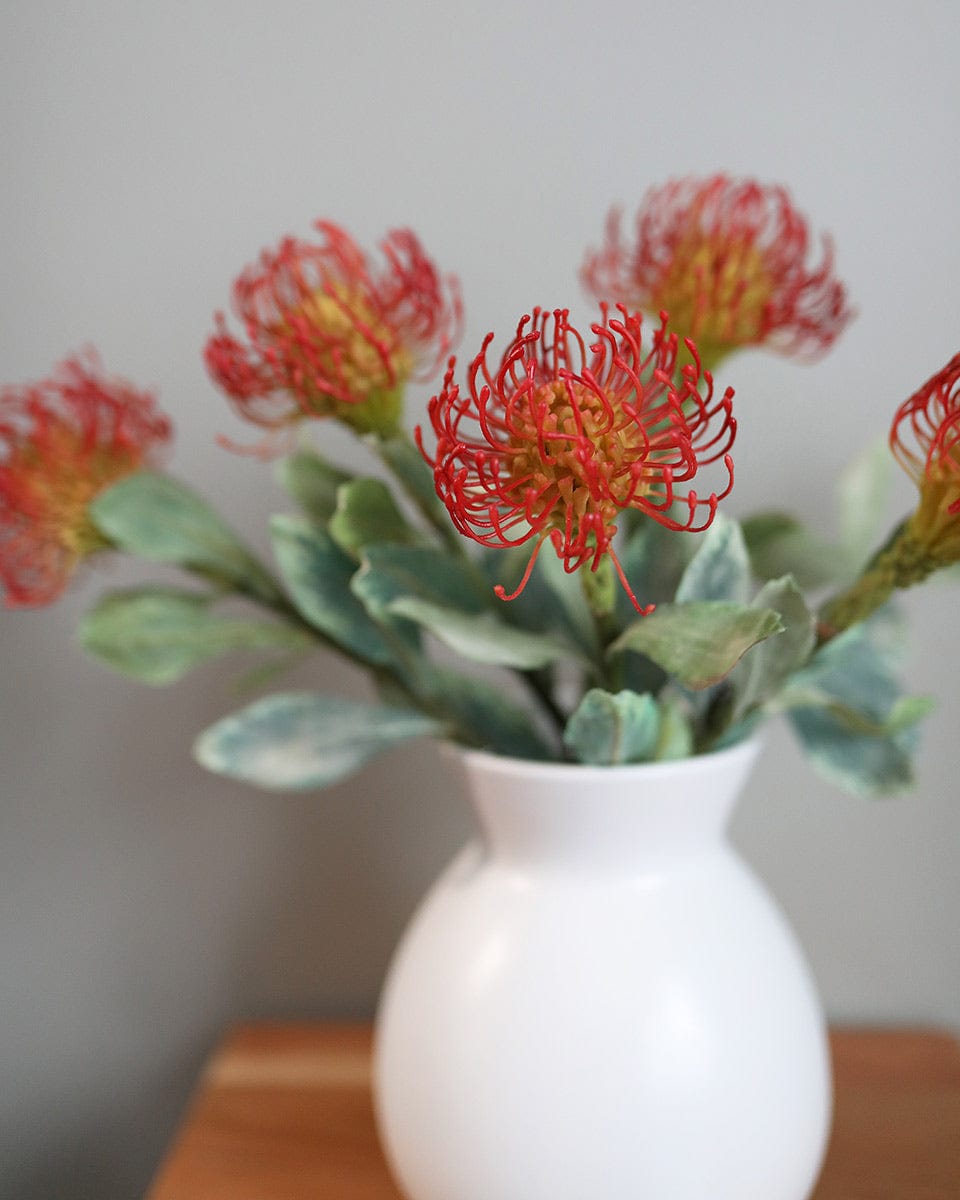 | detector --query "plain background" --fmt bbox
[1,2,958,1196]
